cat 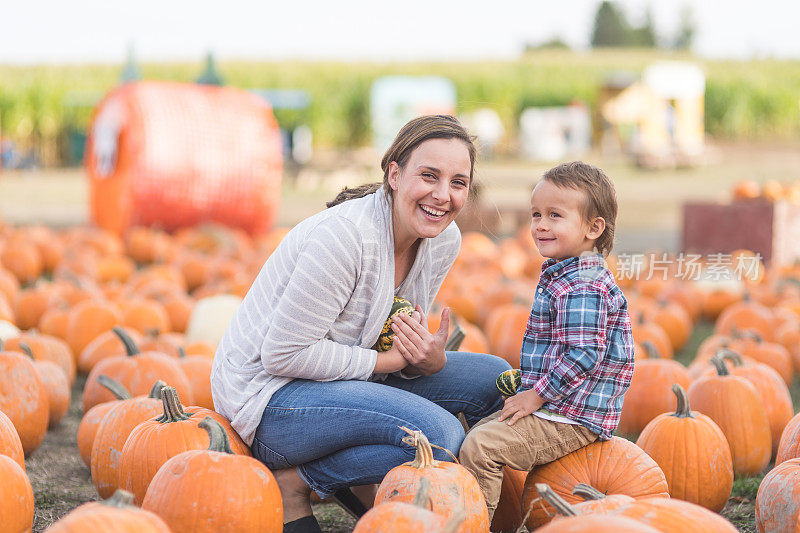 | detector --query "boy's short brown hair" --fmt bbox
[541,161,618,255]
